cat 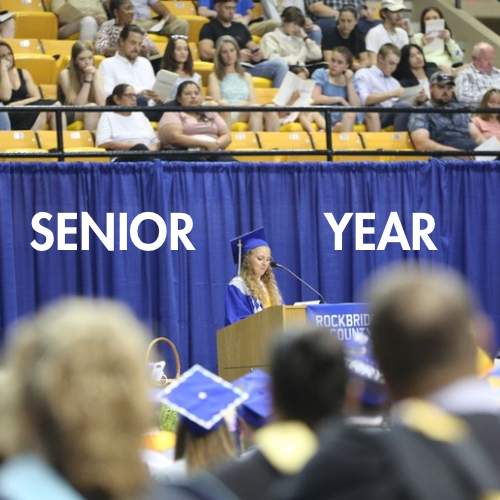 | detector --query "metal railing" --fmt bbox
[0,103,498,162]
